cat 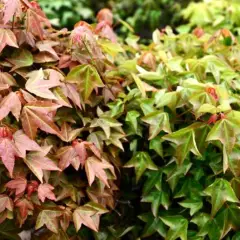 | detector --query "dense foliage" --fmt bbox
[1,0,240,240]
